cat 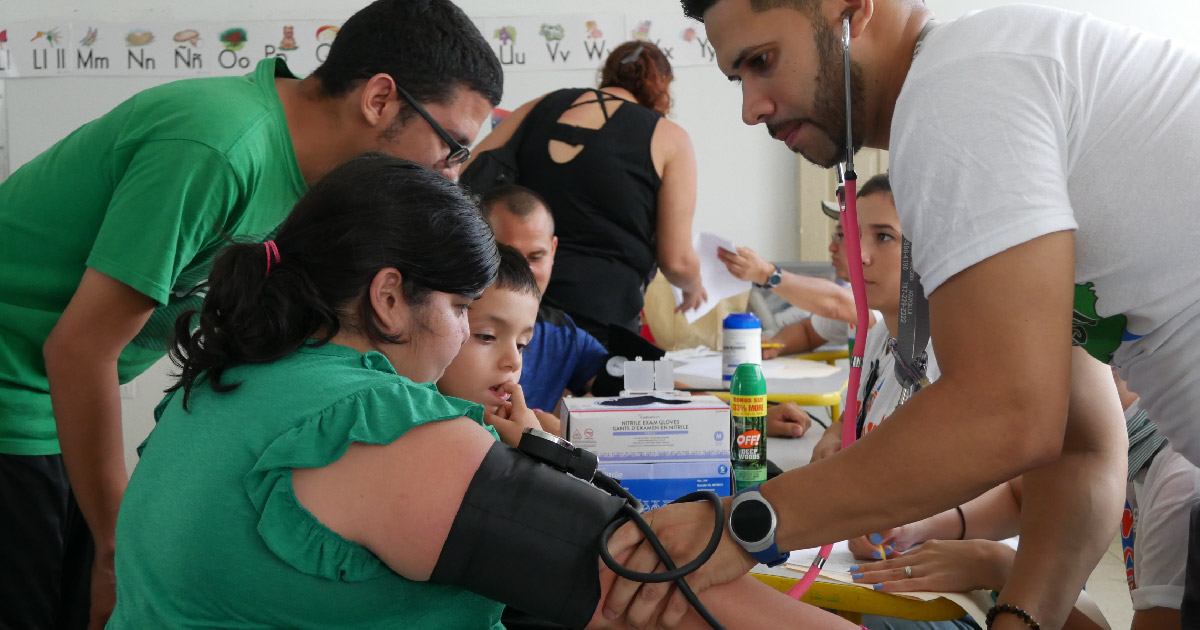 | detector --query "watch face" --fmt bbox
[606,355,627,377]
[731,500,772,542]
